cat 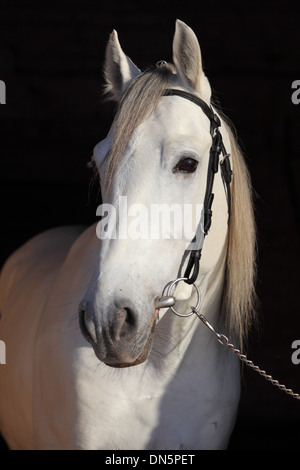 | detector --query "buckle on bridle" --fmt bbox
[183,249,201,285]
[220,154,233,185]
